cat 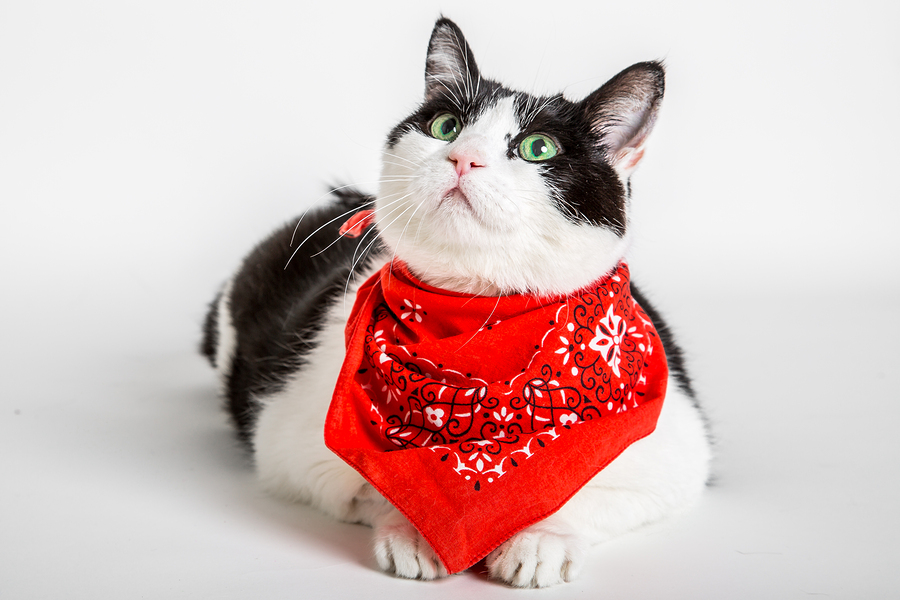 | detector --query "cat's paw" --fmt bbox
[486,529,585,588]
[373,512,448,580]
